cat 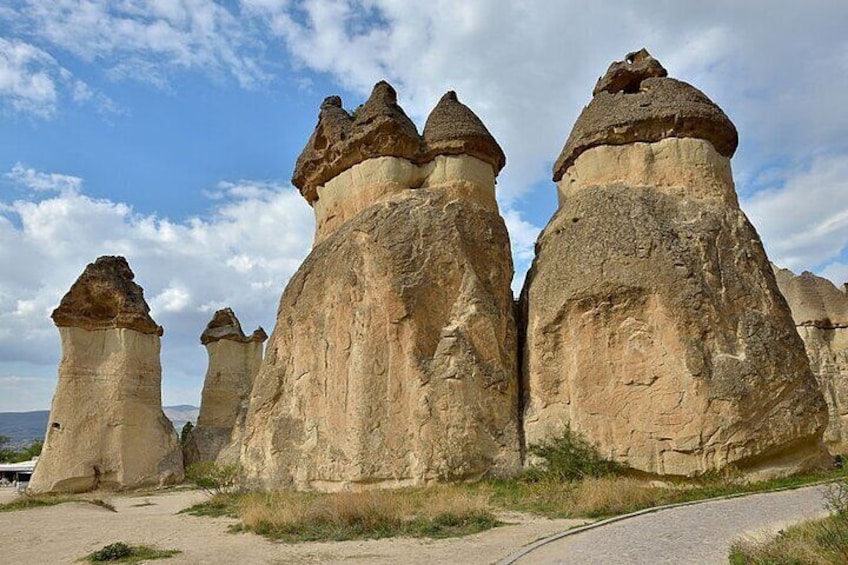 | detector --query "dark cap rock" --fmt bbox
[292,81,422,203]
[554,49,738,181]
[200,307,267,345]
[422,91,506,174]
[52,256,163,336]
